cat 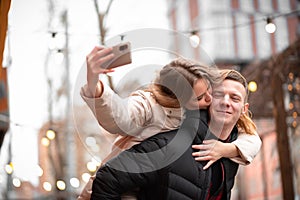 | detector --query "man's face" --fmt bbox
[209,79,248,127]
